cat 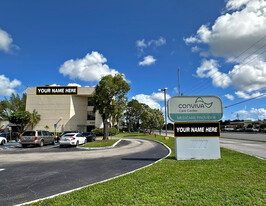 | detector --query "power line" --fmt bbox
[192,48,266,95]
[183,35,266,95]
[224,93,266,108]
